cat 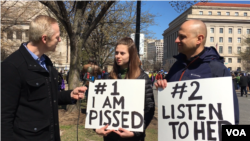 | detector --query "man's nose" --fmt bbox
[175,37,179,43]
[58,37,61,42]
